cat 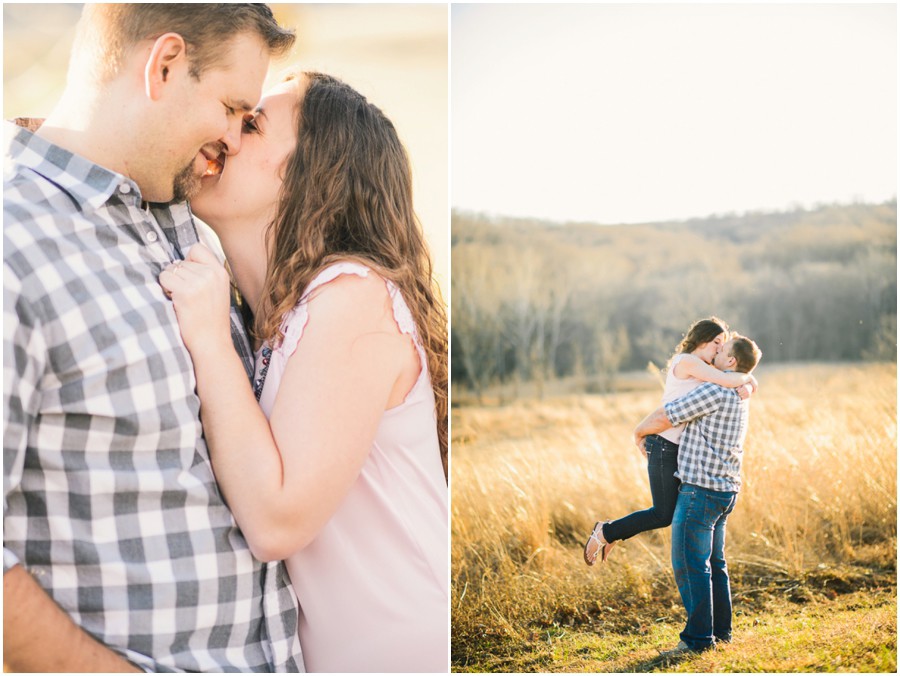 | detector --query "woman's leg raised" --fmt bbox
[602,434,680,543]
